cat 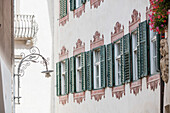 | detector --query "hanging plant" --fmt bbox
[149,0,170,34]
